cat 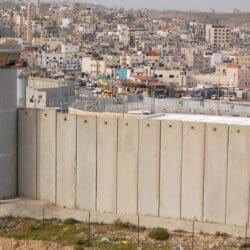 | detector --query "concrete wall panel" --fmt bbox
[204,123,228,224]
[97,117,118,213]
[56,113,77,209]
[138,120,160,216]
[160,120,182,219]
[0,111,17,198]
[117,118,138,215]
[76,115,97,211]
[18,109,37,199]
[0,112,17,156]
[0,155,16,198]
[182,122,205,221]
[226,125,250,226]
[37,109,57,203]
[0,69,17,199]
[0,69,17,111]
